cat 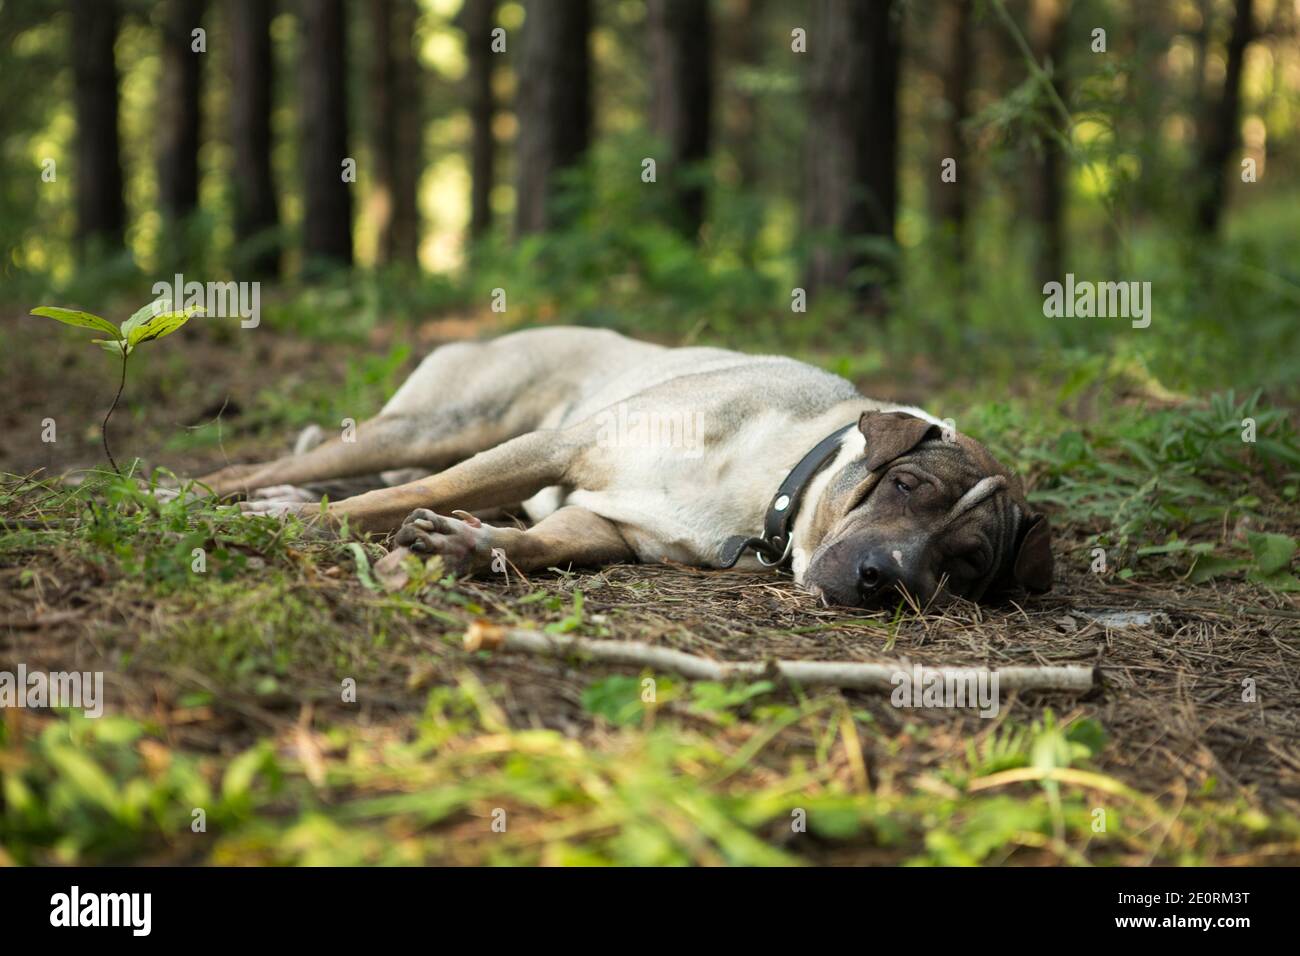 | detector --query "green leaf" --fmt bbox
[1188,553,1249,584]
[1135,538,1188,557]
[544,589,585,634]
[581,675,646,726]
[805,800,866,839]
[1064,718,1107,758]
[125,305,202,348]
[119,298,170,342]
[31,306,120,339]
[345,542,380,591]
[689,680,775,716]
[45,744,121,815]
[222,742,274,803]
[1246,532,1297,577]
[1030,728,1072,773]
[1247,569,1300,592]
